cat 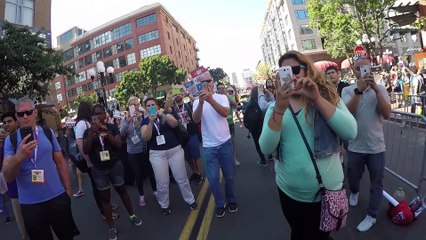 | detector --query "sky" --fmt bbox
[51,0,268,82]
